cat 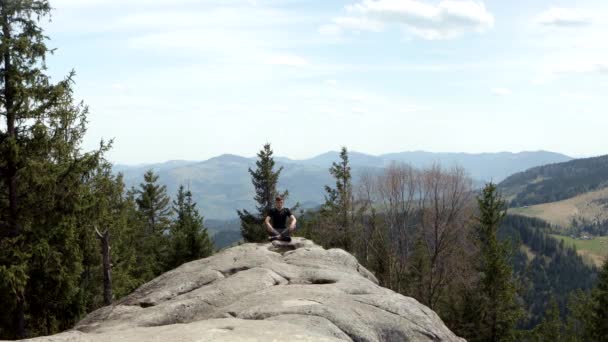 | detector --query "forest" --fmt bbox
[500,155,608,207]
[238,145,608,341]
[1,1,607,341]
